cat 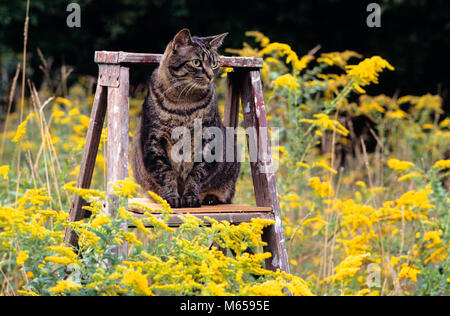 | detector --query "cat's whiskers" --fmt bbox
[177,81,196,101]
[163,79,190,97]
[186,81,201,98]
